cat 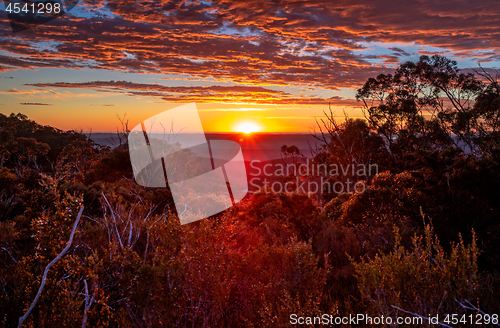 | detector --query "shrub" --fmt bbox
[353,224,479,321]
